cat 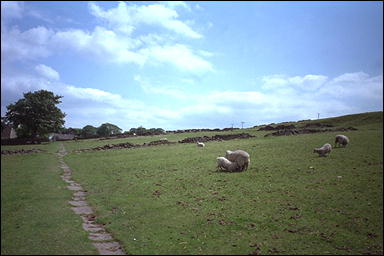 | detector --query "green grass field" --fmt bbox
[1,111,383,255]
[1,143,98,255]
